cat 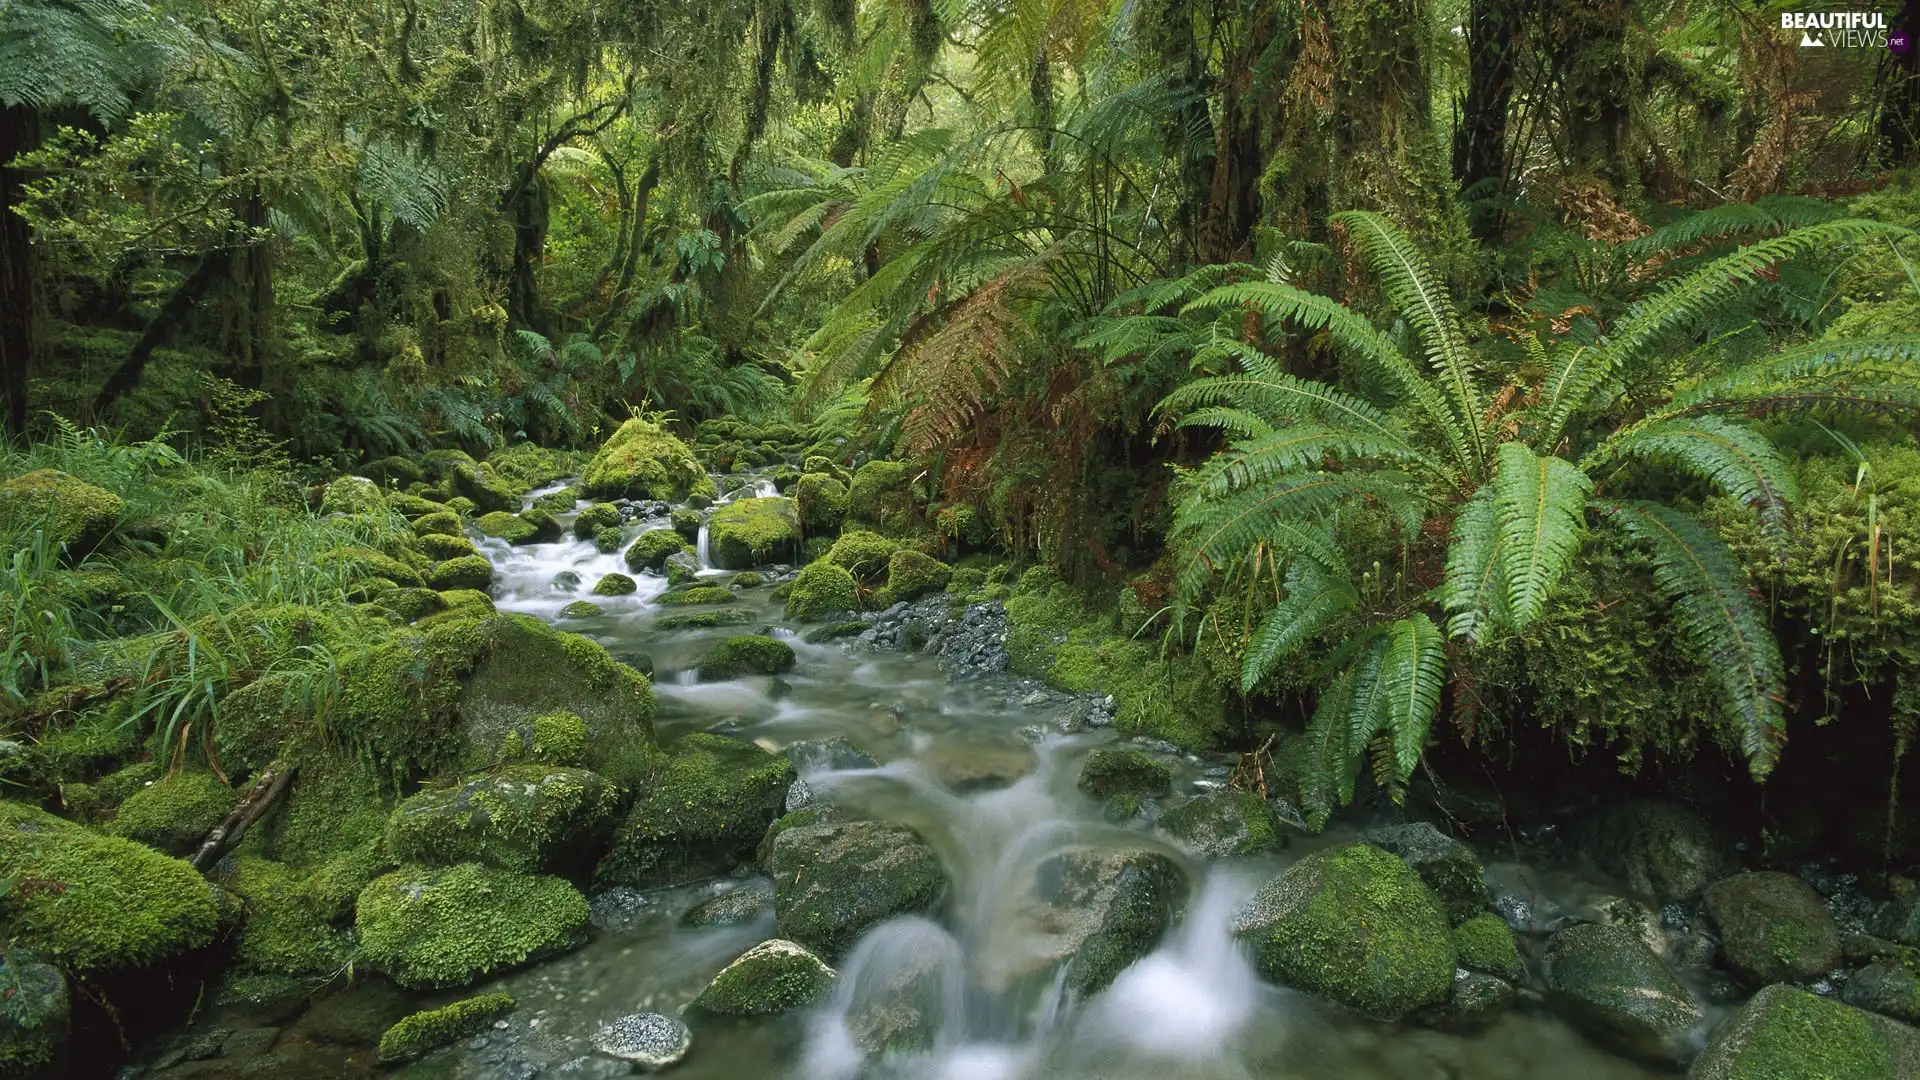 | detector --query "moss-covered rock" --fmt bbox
[581,418,706,501]
[708,497,801,569]
[624,528,689,571]
[657,609,759,630]
[770,820,948,957]
[573,503,622,540]
[427,554,493,591]
[388,492,447,520]
[224,855,361,978]
[1231,843,1456,1020]
[0,469,123,549]
[1026,848,1186,996]
[845,461,920,531]
[1454,912,1527,983]
[692,939,836,1016]
[558,600,602,619]
[325,545,426,590]
[1077,748,1171,798]
[593,525,624,553]
[683,882,775,927]
[1544,921,1701,1062]
[1364,822,1493,925]
[415,532,480,563]
[1690,984,1920,1079]
[377,993,517,1064]
[1584,799,1733,905]
[883,549,951,603]
[386,766,623,876]
[475,510,557,545]
[794,473,848,533]
[532,487,578,514]
[0,955,67,1076]
[698,635,797,681]
[595,733,794,888]
[1702,871,1842,987]
[0,801,221,973]
[731,570,765,587]
[448,463,517,514]
[359,455,427,489]
[356,863,588,988]
[656,585,736,606]
[825,529,898,581]
[107,770,236,855]
[592,572,638,596]
[412,510,462,537]
[670,507,702,541]
[321,475,385,515]
[786,561,859,620]
[1157,791,1279,858]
